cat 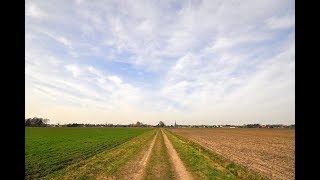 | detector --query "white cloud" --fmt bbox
[56,36,72,49]
[65,64,81,77]
[266,15,295,30]
[108,75,122,84]
[25,2,46,19]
